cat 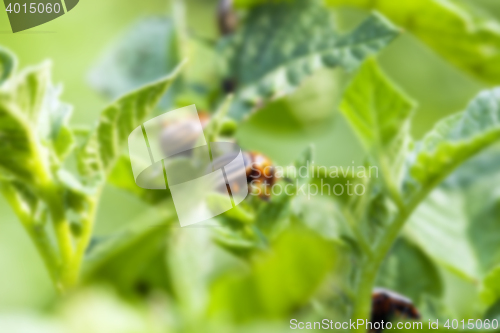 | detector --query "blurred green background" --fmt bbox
[1,0,500,331]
